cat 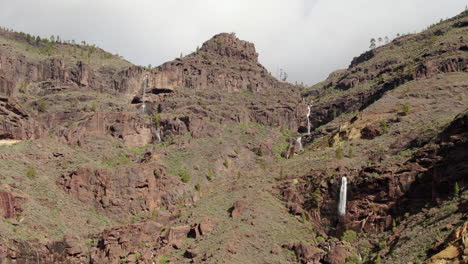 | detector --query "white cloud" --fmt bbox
[0,0,466,84]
